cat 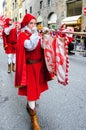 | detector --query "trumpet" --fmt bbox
[42,28,86,36]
